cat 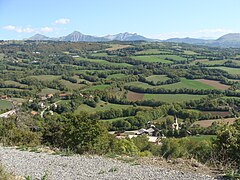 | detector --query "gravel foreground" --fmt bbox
[0,147,221,180]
